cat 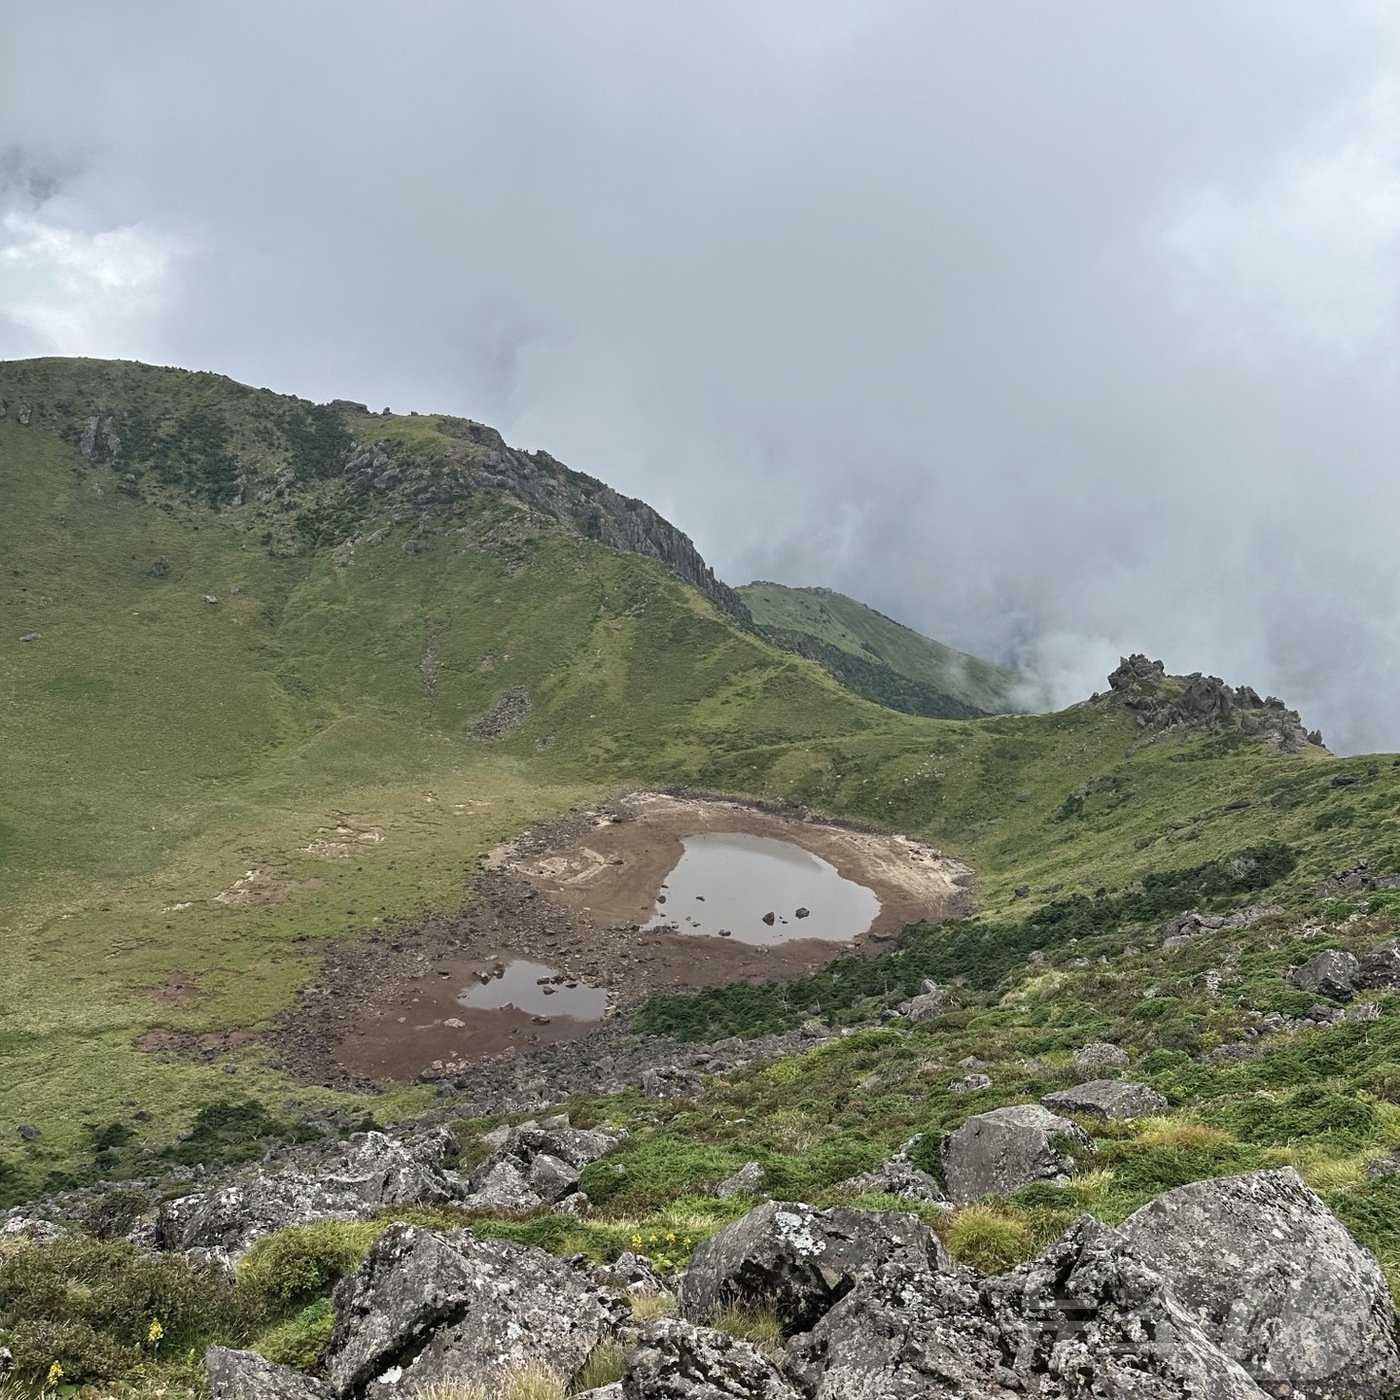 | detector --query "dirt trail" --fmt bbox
[268,792,974,1086]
